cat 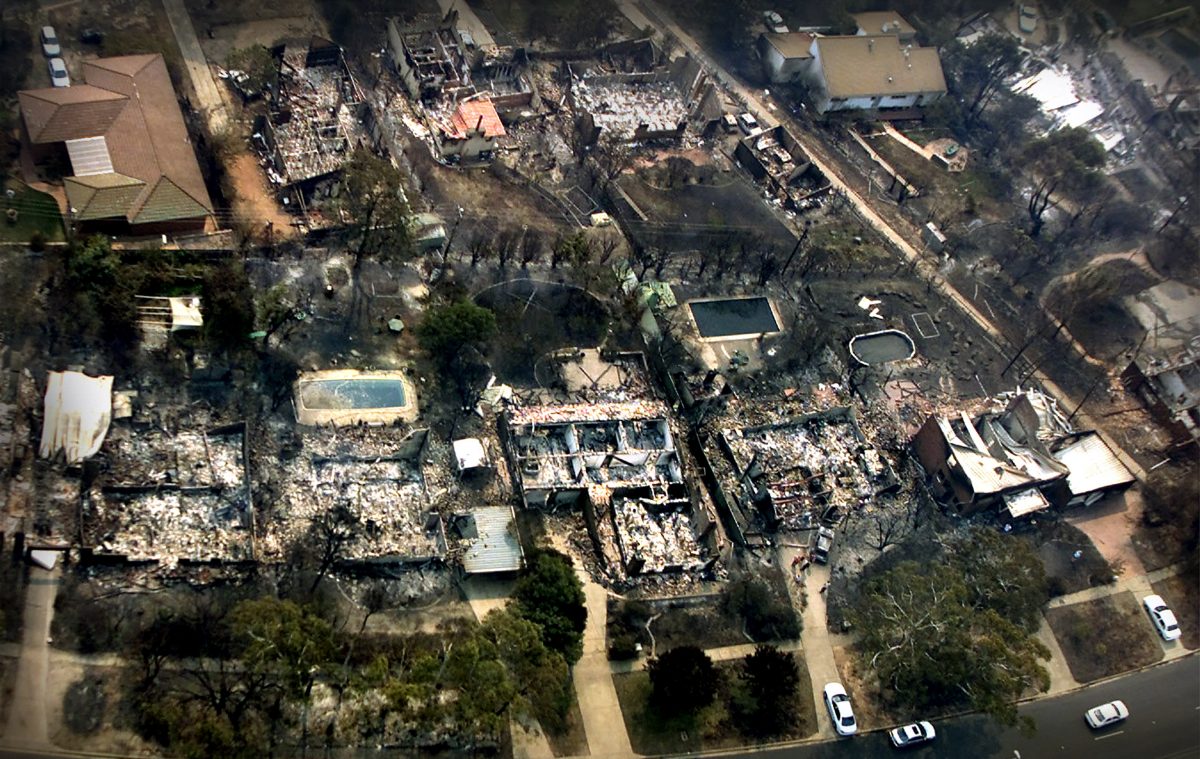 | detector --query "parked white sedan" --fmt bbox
[1085,699,1129,729]
[1143,594,1182,641]
[823,682,857,736]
